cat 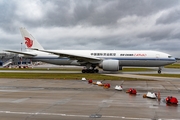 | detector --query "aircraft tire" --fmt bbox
[90,69,94,73]
[82,69,86,73]
[95,69,99,73]
[158,70,161,74]
[82,69,99,73]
